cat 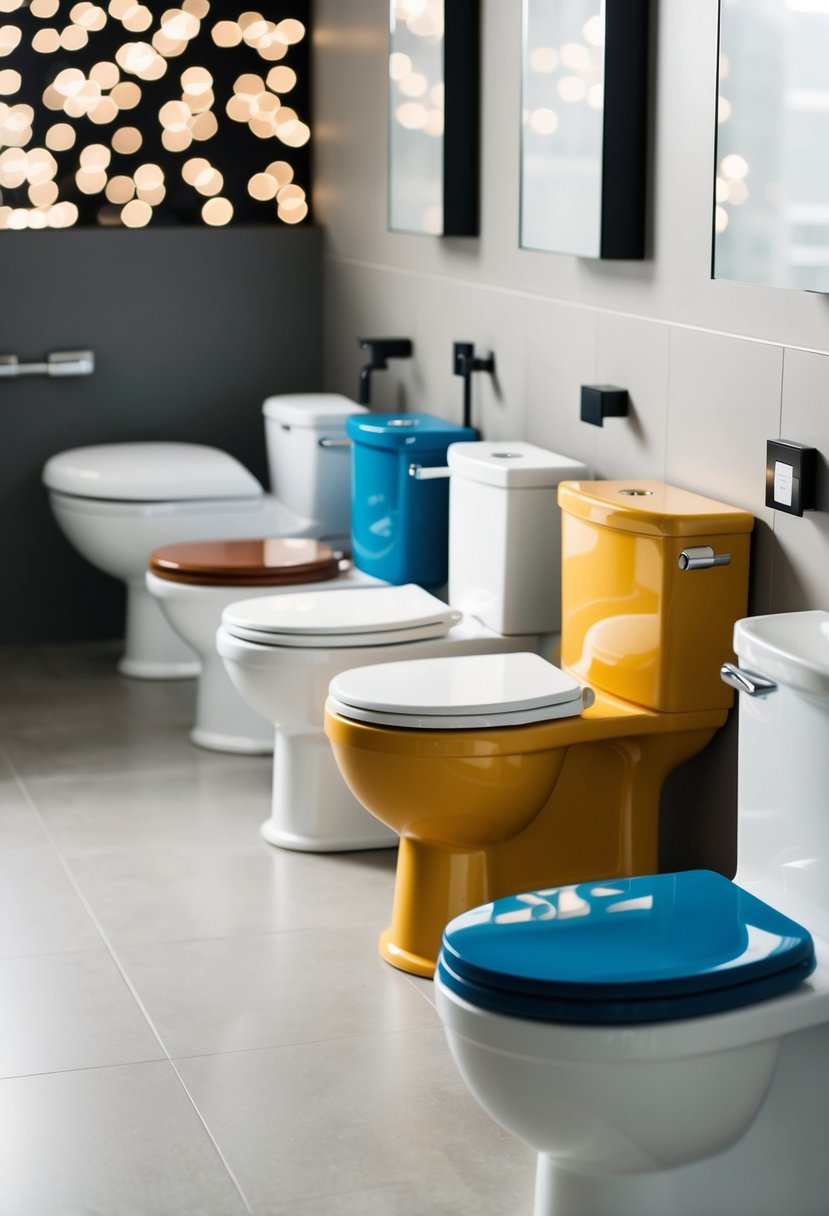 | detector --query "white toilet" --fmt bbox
[216,442,590,852]
[433,609,829,1216]
[42,394,366,678]
[145,539,381,754]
